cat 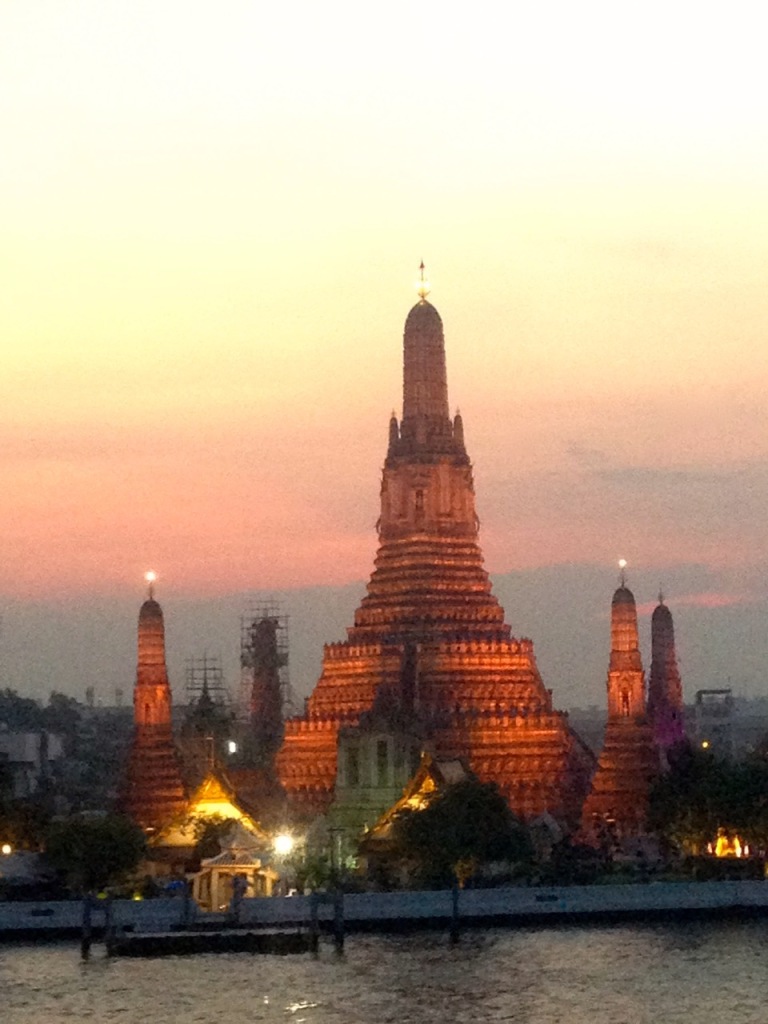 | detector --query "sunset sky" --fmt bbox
[2,3,768,705]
